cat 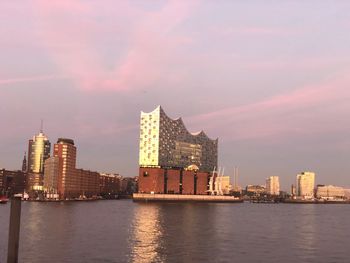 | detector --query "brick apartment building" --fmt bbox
[0,169,26,196]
